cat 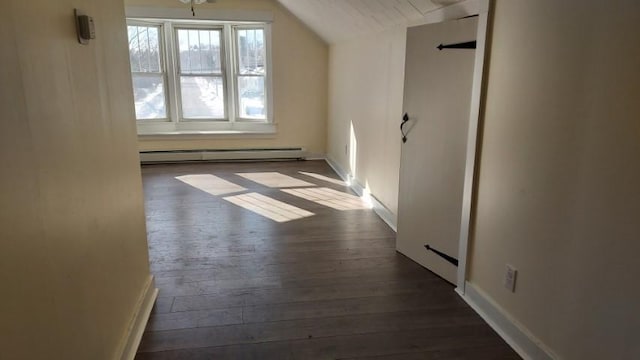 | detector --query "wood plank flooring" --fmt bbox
[136,160,519,360]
